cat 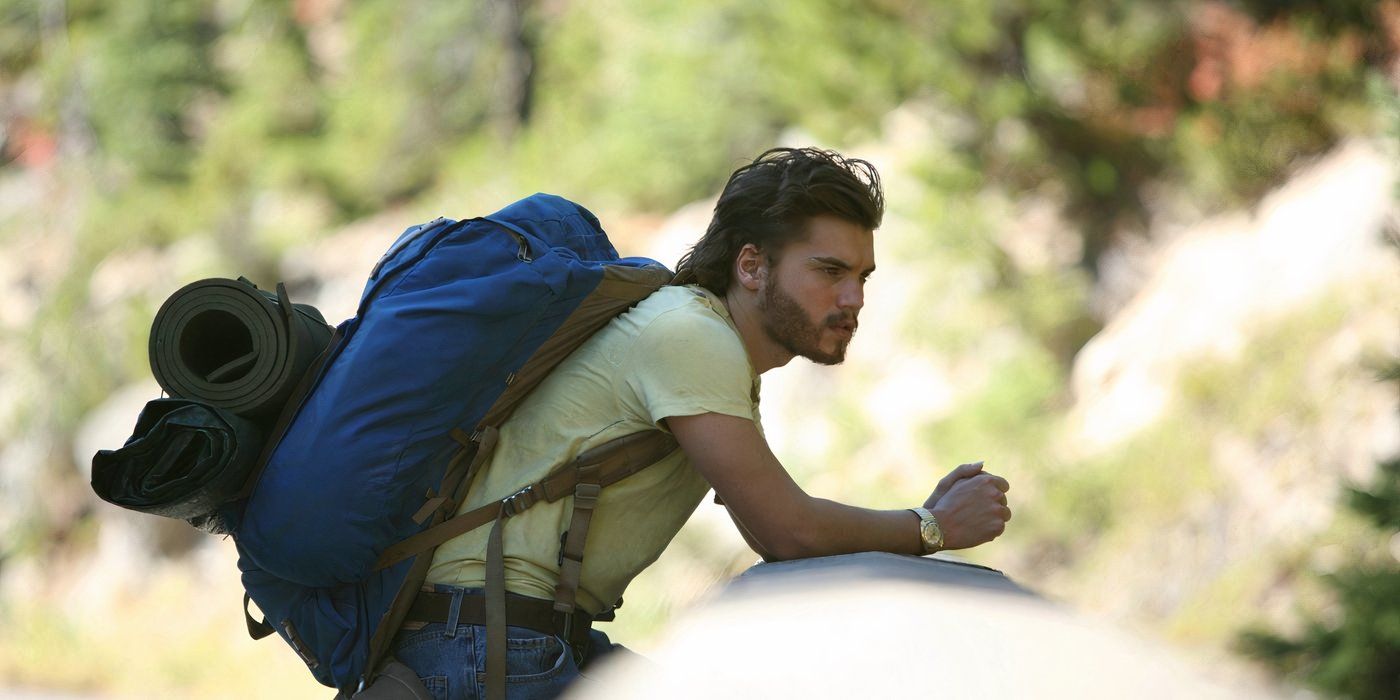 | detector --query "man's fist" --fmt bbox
[927,461,985,506]
[927,467,1011,550]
